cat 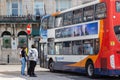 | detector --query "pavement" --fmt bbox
[0,64,49,80]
